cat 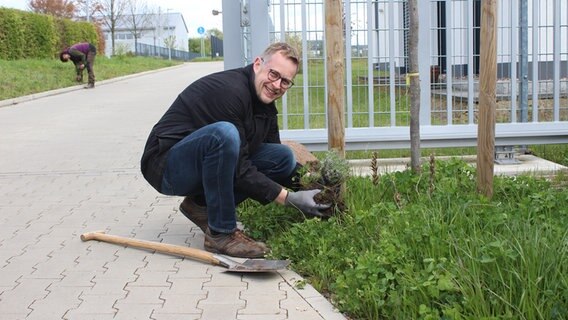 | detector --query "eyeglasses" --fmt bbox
[267,69,294,89]
[260,58,294,89]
